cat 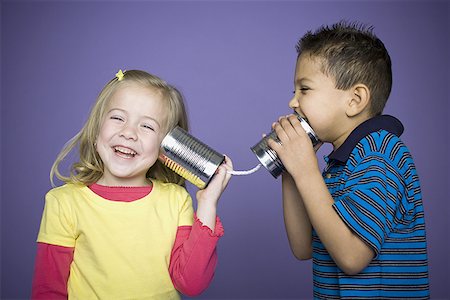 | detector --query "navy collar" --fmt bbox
[328,115,404,163]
